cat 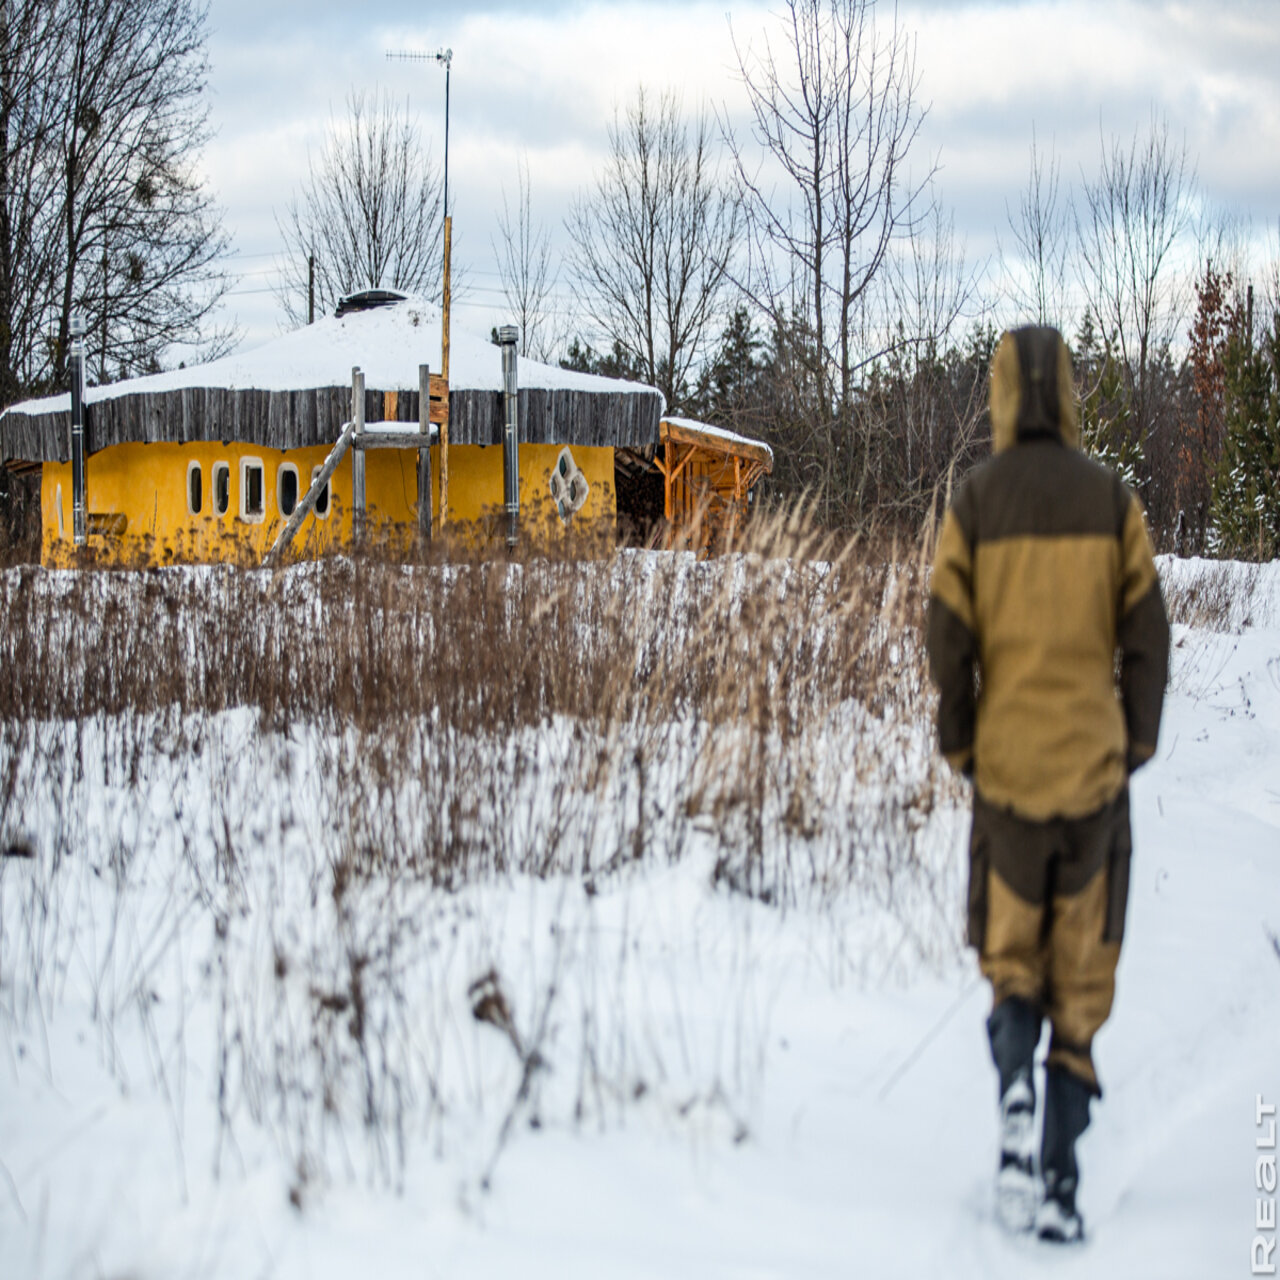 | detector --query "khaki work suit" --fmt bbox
[927,327,1170,1094]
